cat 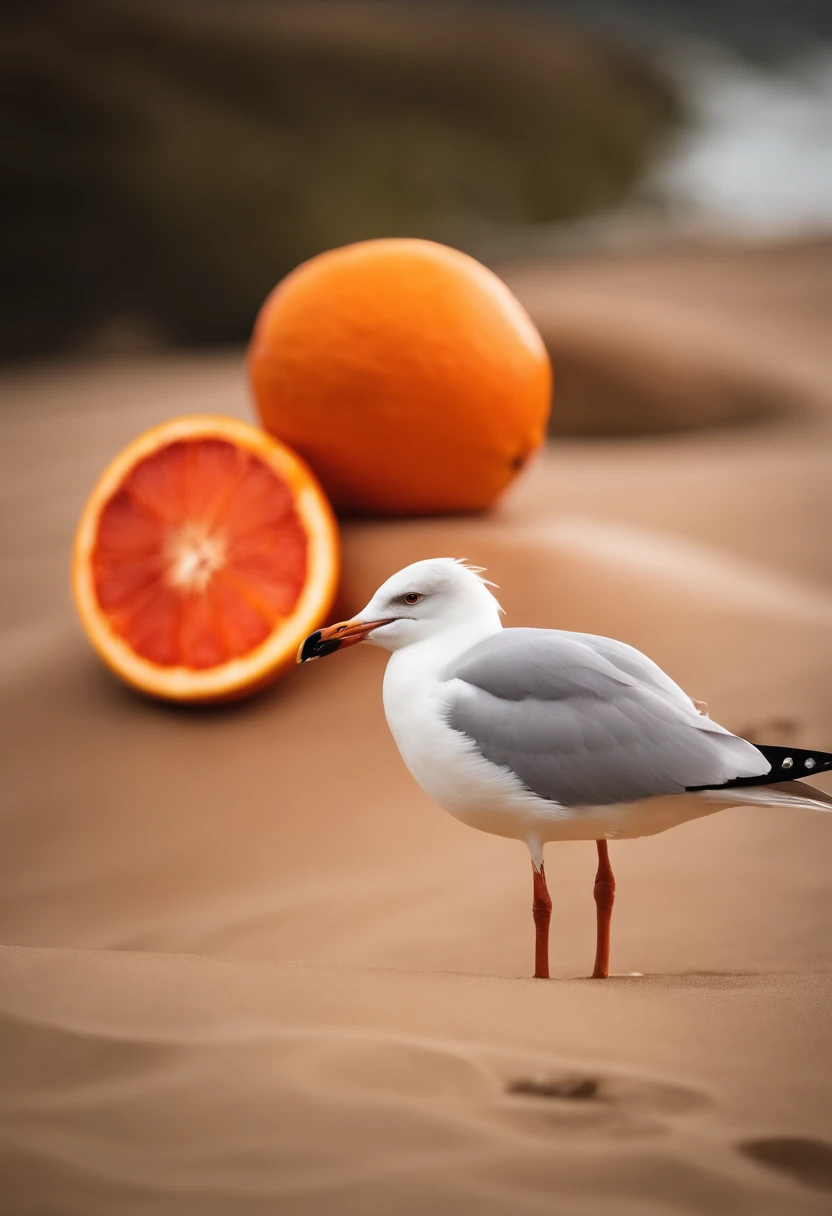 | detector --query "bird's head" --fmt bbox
[298,558,503,661]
